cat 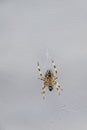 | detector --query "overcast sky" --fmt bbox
[0,0,87,130]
